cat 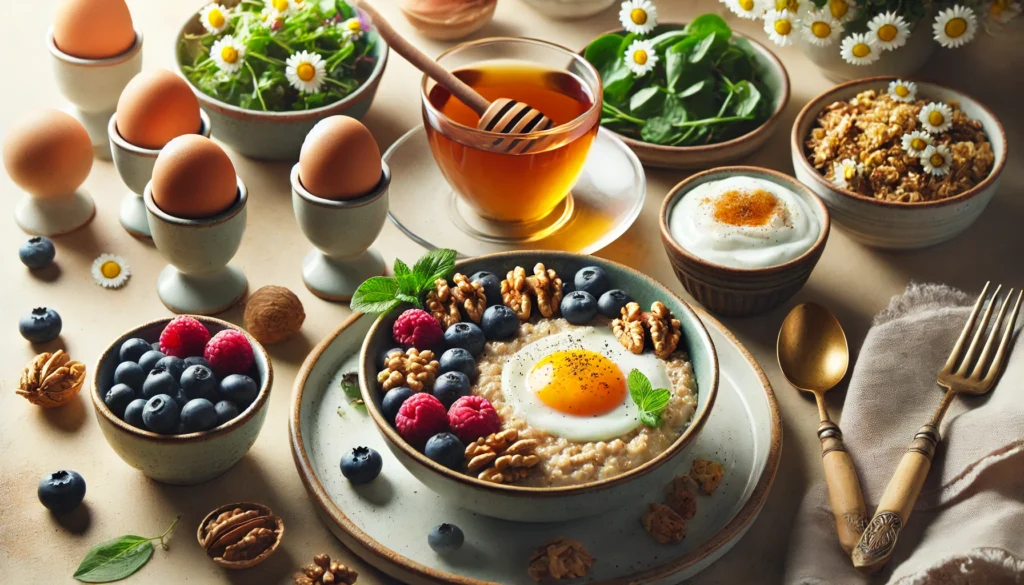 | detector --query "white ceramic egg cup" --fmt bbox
[109,111,212,240]
[144,177,248,315]
[47,28,143,160]
[291,163,390,302]
[15,188,96,237]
